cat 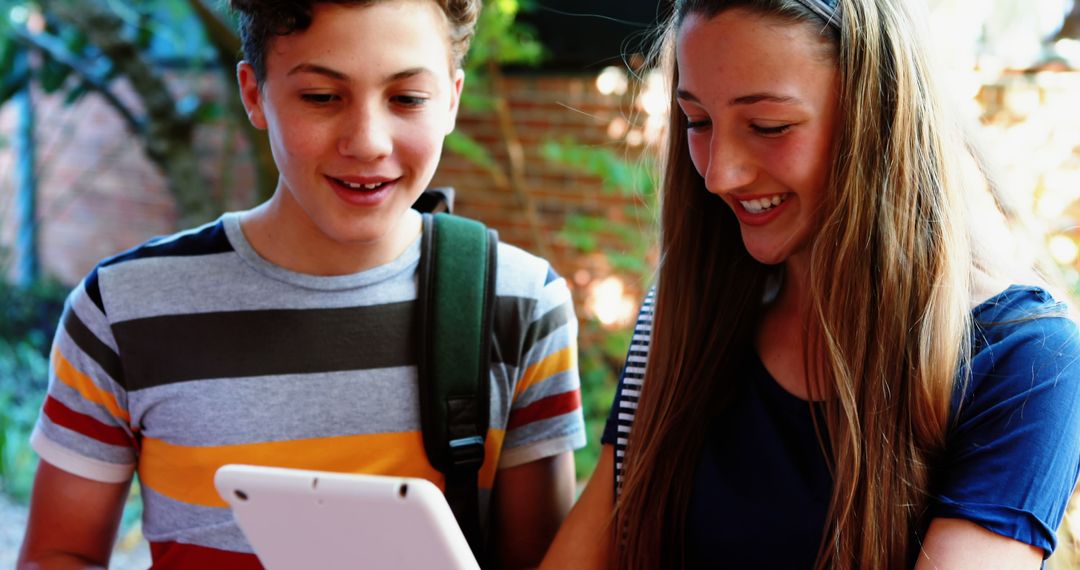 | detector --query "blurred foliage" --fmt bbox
[0,340,48,502]
[574,320,632,479]
[0,0,271,225]
[543,138,657,277]
[446,0,544,168]
[545,136,658,481]
[0,279,66,502]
